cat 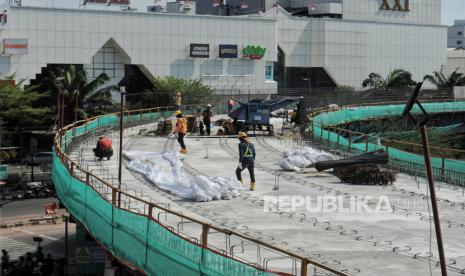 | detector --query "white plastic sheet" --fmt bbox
[279,147,334,171]
[124,150,242,202]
